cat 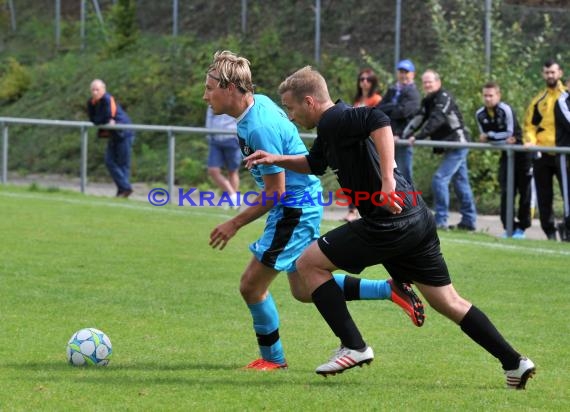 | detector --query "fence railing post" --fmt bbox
[505,147,515,237]
[1,123,8,184]
[80,126,89,193]
[167,130,175,197]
